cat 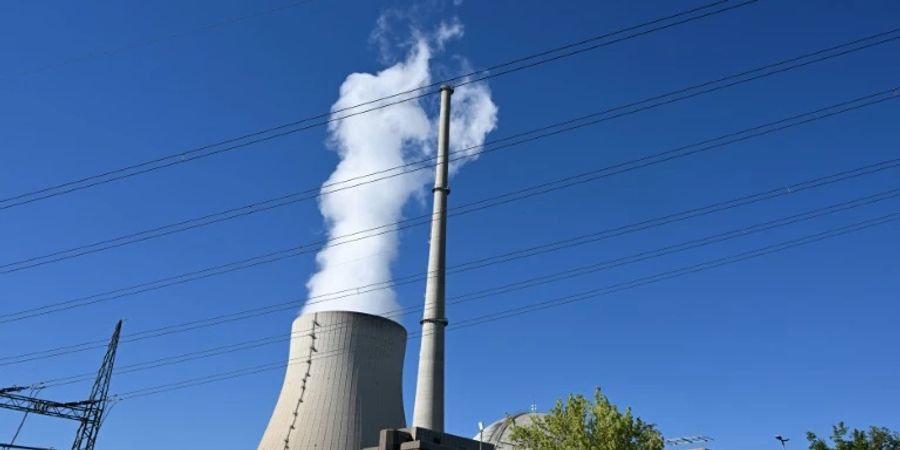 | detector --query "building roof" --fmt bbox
[473,412,546,449]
